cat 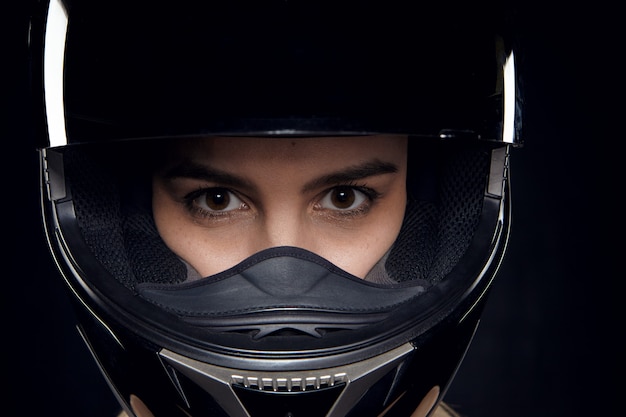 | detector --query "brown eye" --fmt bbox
[194,188,243,212]
[332,187,355,208]
[319,186,367,210]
